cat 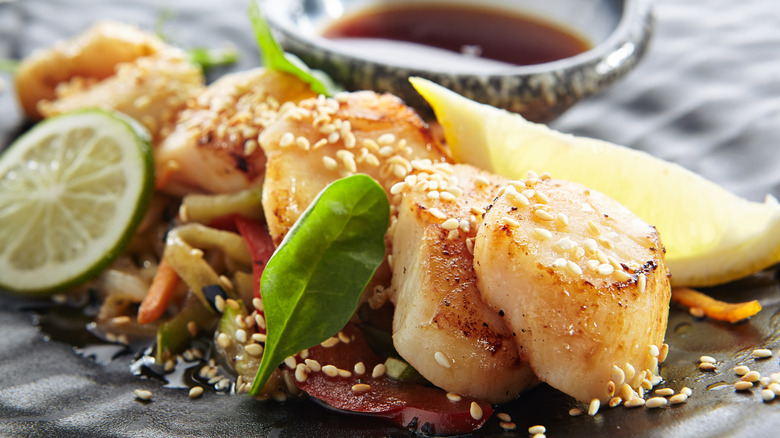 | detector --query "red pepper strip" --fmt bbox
[291,324,493,436]
[234,216,276,301]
